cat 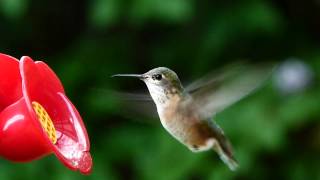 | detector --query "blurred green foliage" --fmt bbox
[0,0,320,179]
